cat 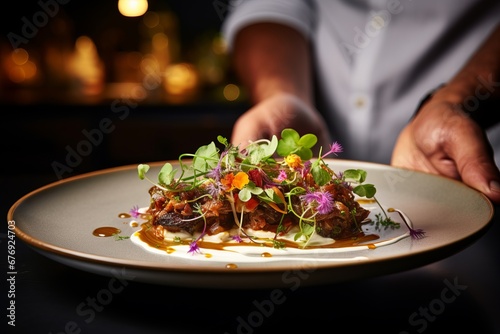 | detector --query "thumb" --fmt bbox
[458,156,500,204]
[452,134,500,204]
